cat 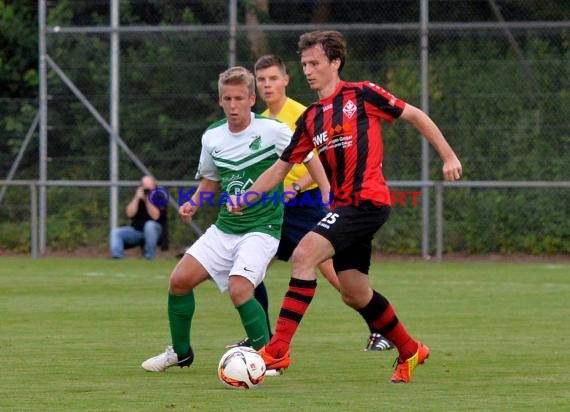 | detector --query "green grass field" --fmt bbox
[1,257,569,411]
